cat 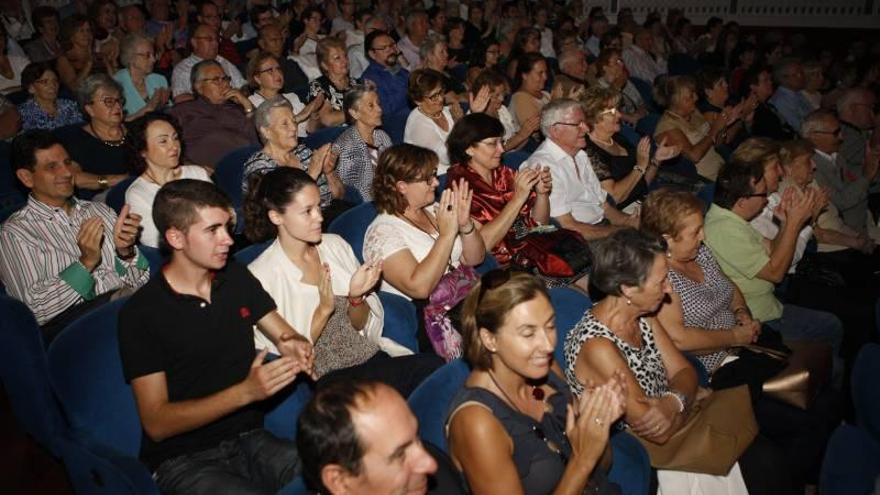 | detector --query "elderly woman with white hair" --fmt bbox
[114,33,170,120]
[242,96,351,227]
[419,33,466,99]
